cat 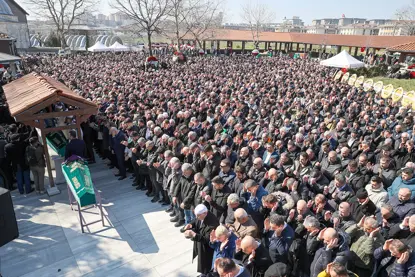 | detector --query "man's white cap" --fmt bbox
[194,204,208,216]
